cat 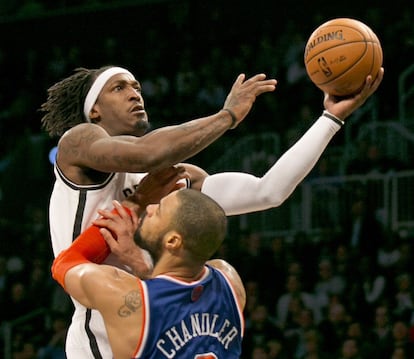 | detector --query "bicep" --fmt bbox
[64,264,124,309]
[59,125,154,173]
